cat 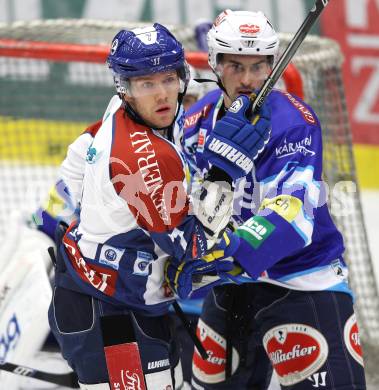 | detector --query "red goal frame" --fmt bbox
[0,38,304,99]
